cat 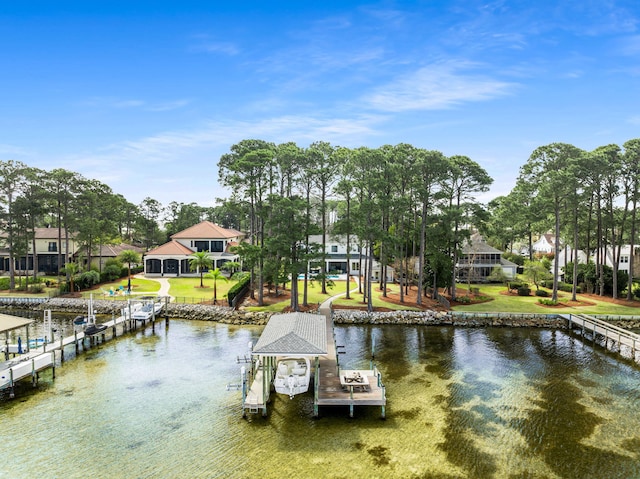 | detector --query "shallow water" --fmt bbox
[1,320,640,479]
